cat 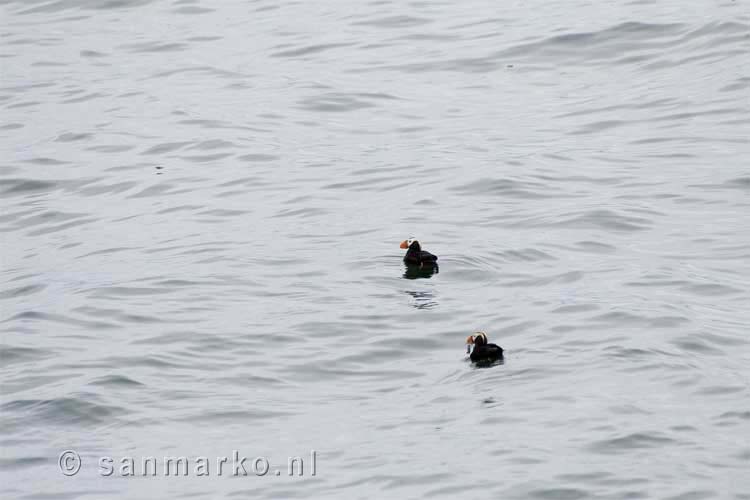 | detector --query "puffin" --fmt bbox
[466,332,504,363]
[400,238,438,266]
